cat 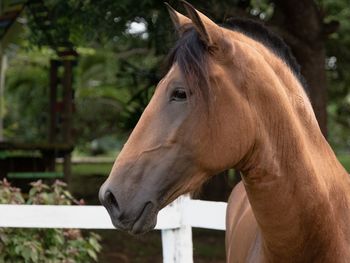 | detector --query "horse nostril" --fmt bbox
[105,190,120,216]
